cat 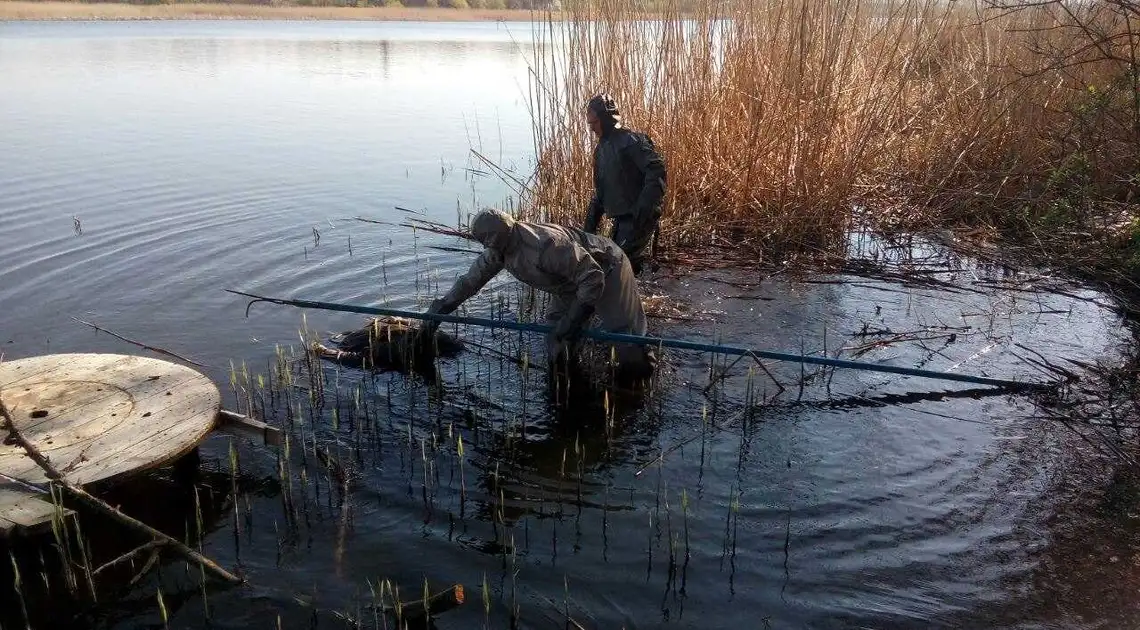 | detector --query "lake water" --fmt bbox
[2,19,1138,630]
